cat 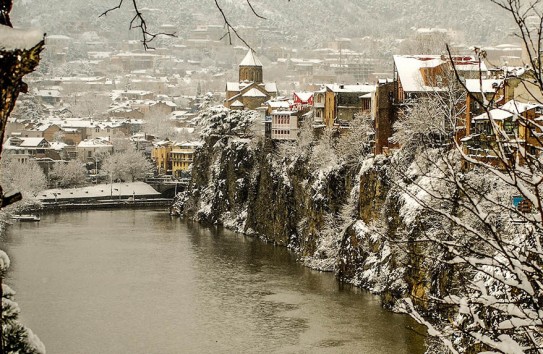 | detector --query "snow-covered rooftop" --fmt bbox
[39,182,161,201]
[267,101,290,109]
[240,50,263,67]
[326,83,376,93]
[394,55,447,93]
[4,137,48,148]
[230,100,245,107]
[473,100,541,121]
[293,91,314,102]
[242,88,267,98]
[77,138,113,148]
[465,79,503,93]
[49,141,68,150]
